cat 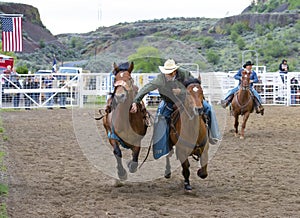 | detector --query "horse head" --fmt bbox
[241,70,251,90]
[112,62,134,104]
[184,78,204,116]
